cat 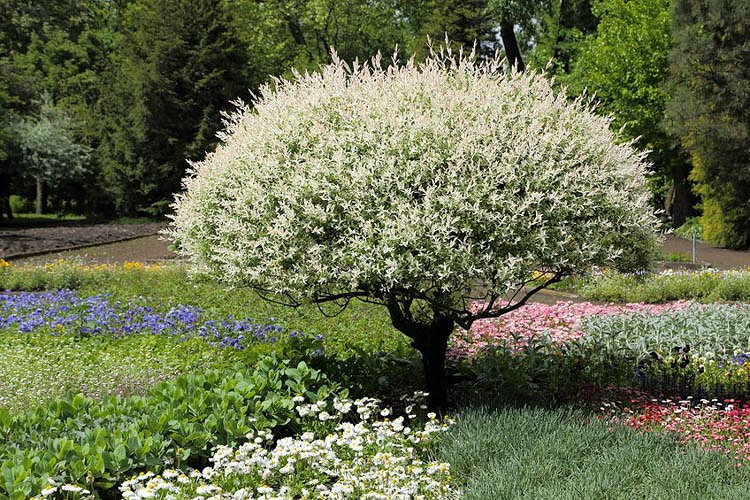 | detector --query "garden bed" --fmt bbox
[2,262,750,498]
